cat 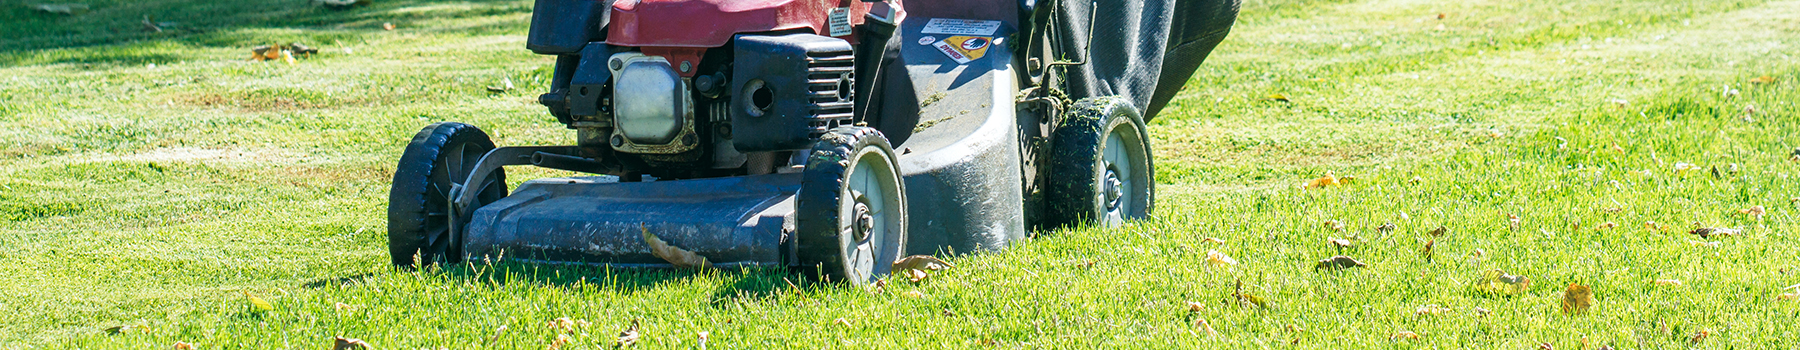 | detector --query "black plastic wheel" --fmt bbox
[387,122,507,267]
[1045,97,1154,228]
[795,126,907,284]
